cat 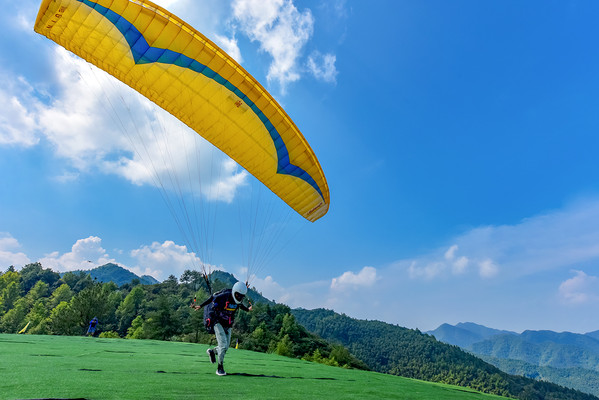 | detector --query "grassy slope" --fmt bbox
[0,334,509,400]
